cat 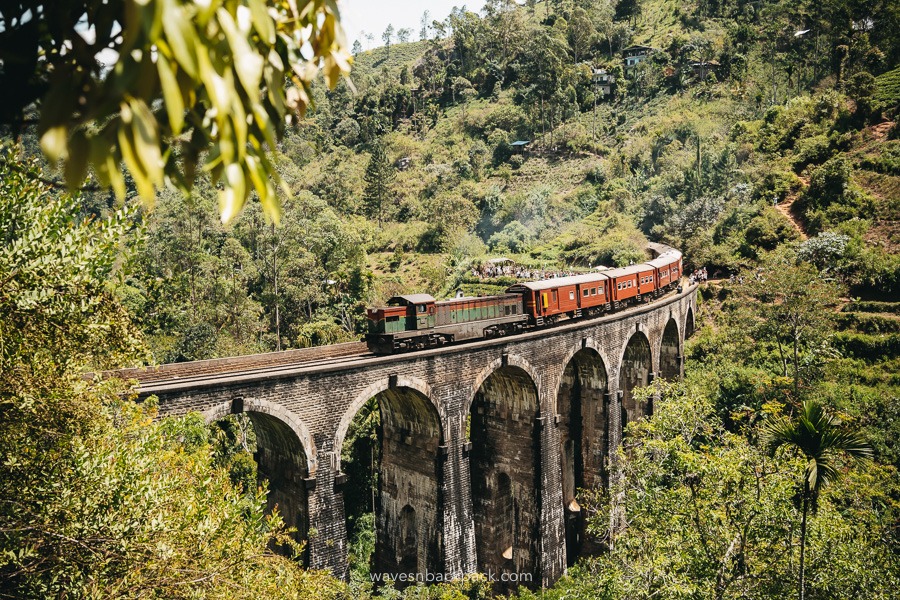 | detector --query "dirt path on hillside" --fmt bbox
[775,196,809,240]
[871,120,895,139]
[776,175,810,240]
